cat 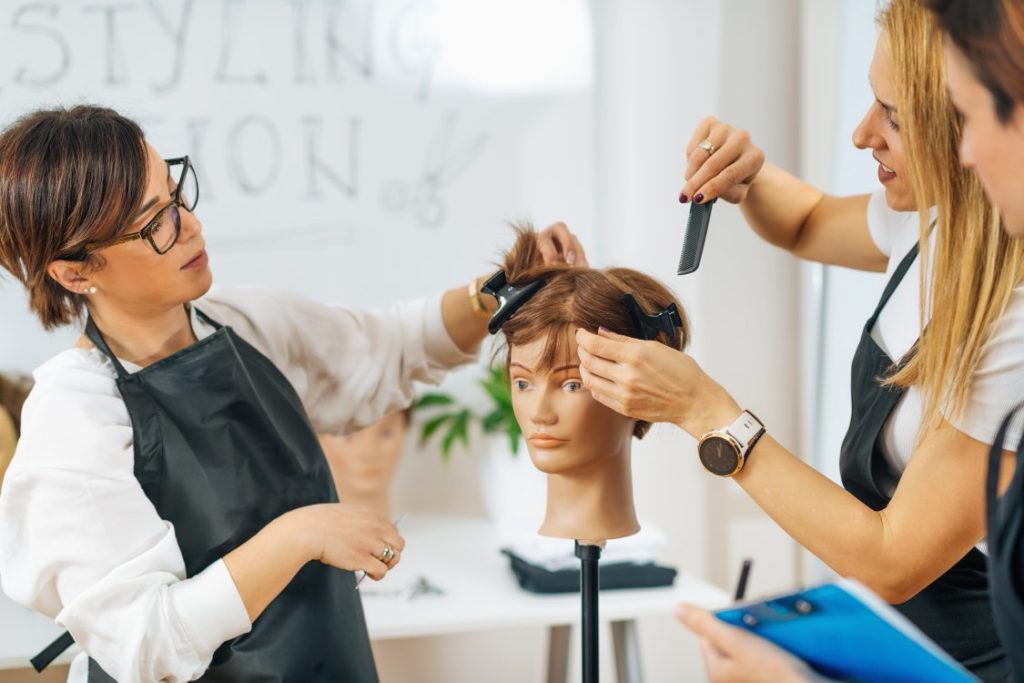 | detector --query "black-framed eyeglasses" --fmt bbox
[73,156,199,258]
